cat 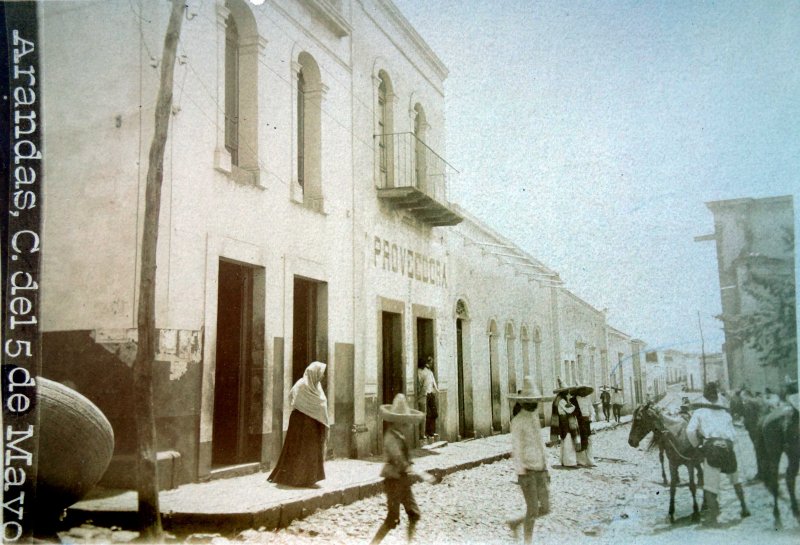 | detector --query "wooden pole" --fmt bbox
[698,311,707,389]
[134,0,184,539]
